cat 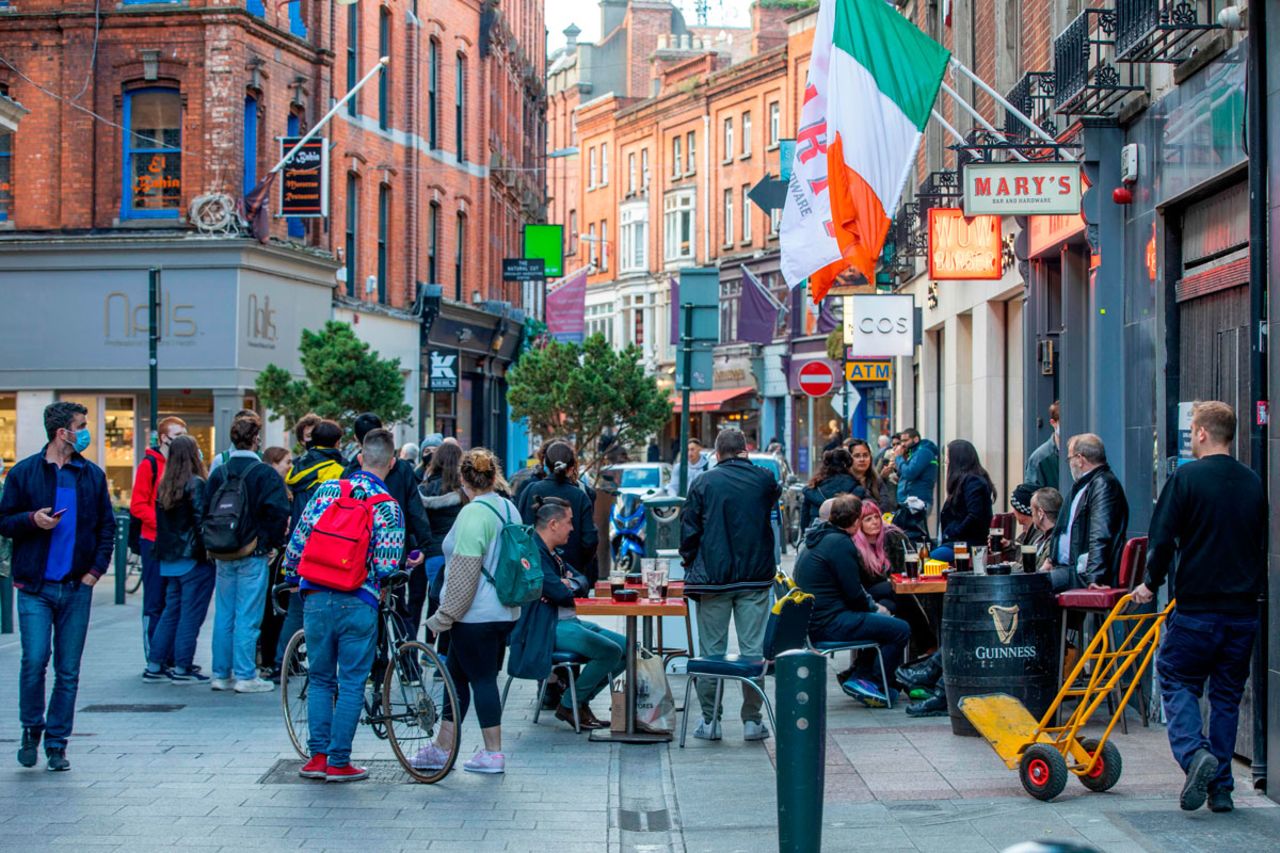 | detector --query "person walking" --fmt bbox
[416,449,521,775]
[679,429,781,742]
[800,448,857,532]
[515,441,599,584]
[931,440,996,563]
[143,436,216,685]
[129,415,187,664]
[1131,402,1266,813]
[0,401,116,771]
[1047,433,1128,591]
[285,428,405,783]
[666,438,713,495]
[888,427,939,542]
[204,413,290,693]
[1024,401,1061,491]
